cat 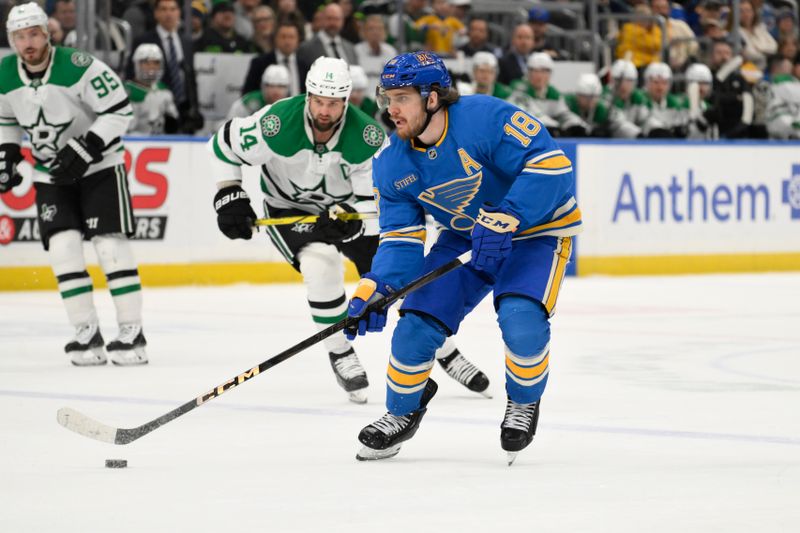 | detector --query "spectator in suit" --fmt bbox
[128,0,204,134]
[274,0,307,41]
[296,2,357,76]
[251,5,276,54]
[51,0,76,34]
[459,18,499,57]
[498,24,534,85]
[354,15,398,92]
[195,1,253,54]
[242,21,304,96]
